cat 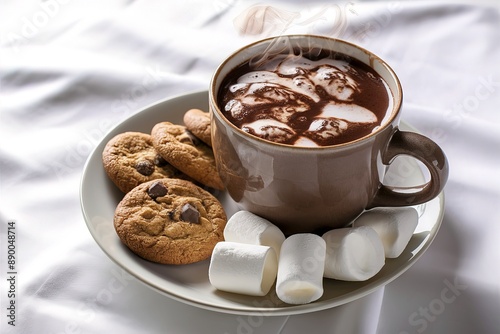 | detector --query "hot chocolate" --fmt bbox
[218,51,392,146]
